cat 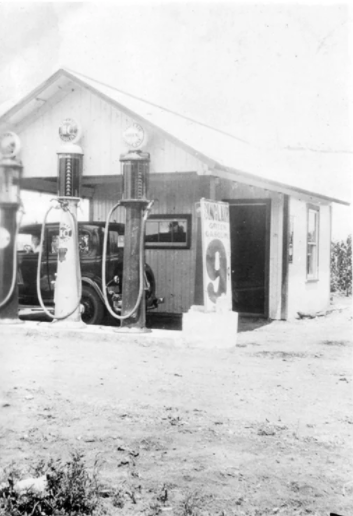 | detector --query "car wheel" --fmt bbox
[81,285,105,325]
